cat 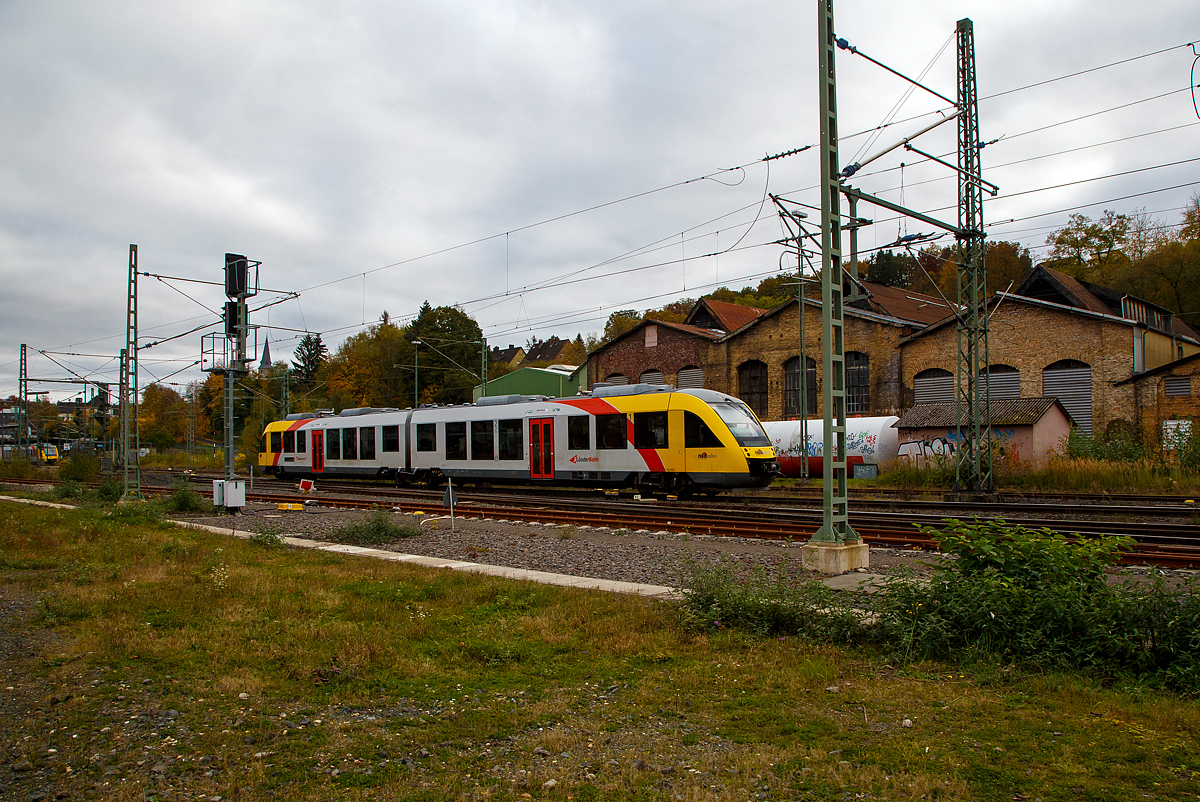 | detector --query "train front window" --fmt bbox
[685,411,724,448]
[270,432,282,453]
[711,402,771,447]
